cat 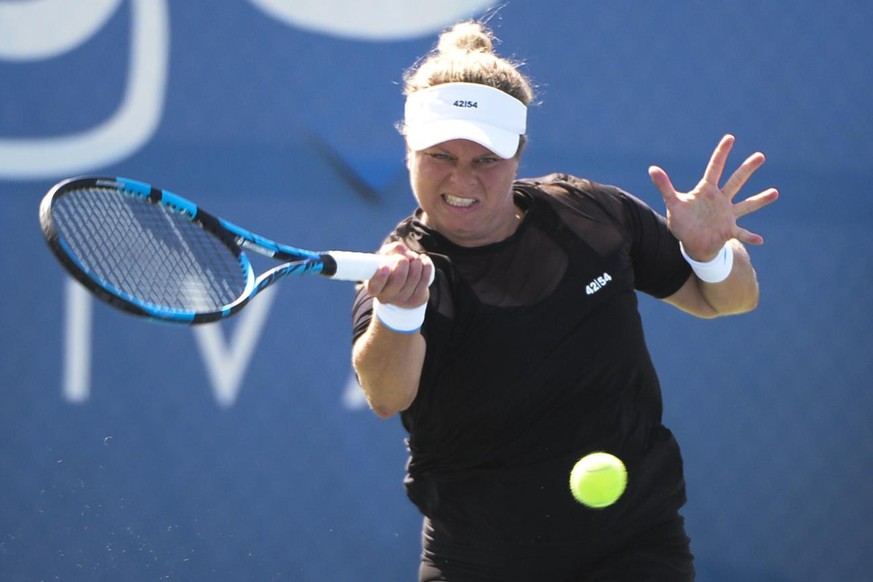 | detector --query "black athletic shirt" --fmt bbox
[352,174,693,553]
